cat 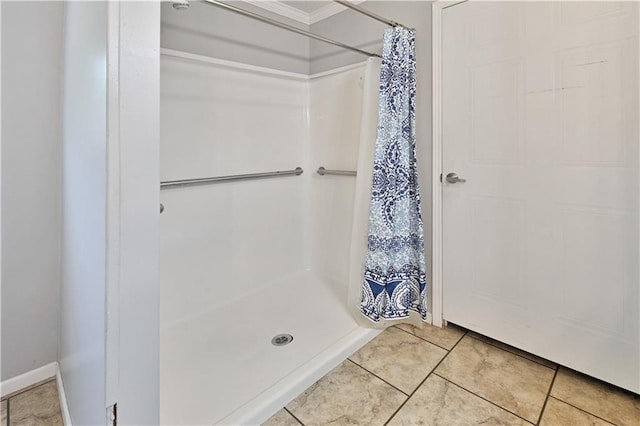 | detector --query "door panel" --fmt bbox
[442,1,639,393]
